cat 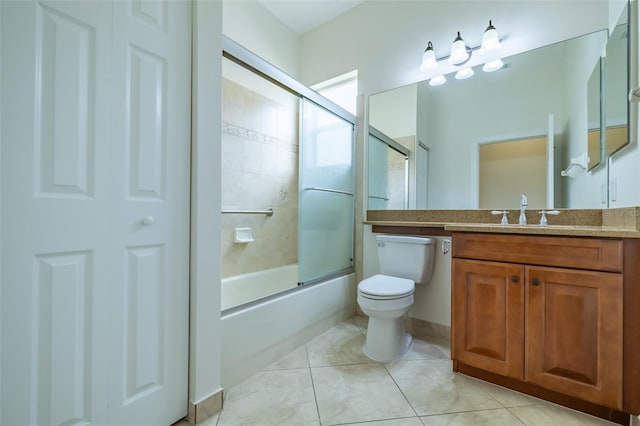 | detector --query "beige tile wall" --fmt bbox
[222,78,299,278]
